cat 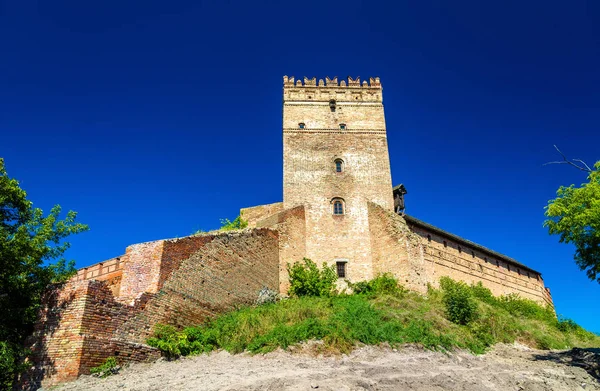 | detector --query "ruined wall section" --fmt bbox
[283,76,393,281]
[73,256,123,296]
[241,202,284,228]
[256,205,307,294]
[367,203,429,293]
[117,228,280,343]
[23,280,159,389]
